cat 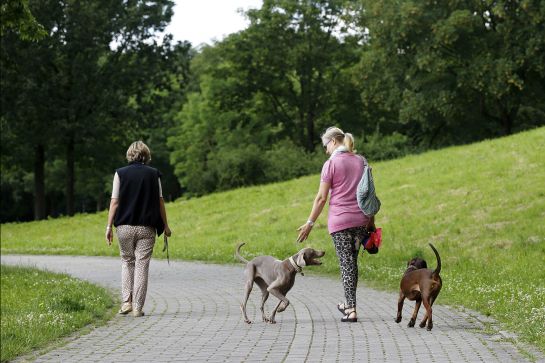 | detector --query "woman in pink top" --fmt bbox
[297,127,375,323]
